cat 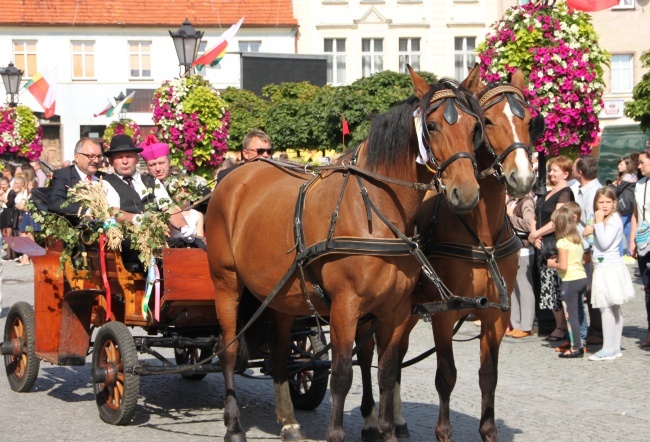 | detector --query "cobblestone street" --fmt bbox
[1,260,648,441]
